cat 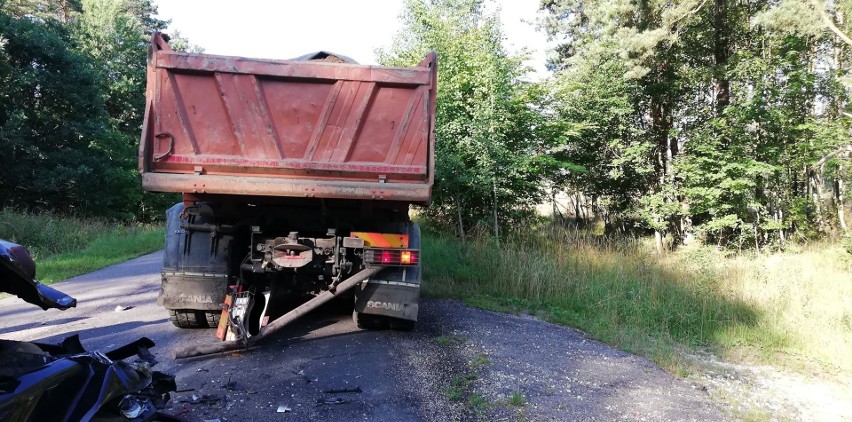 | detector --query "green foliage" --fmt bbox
[73,0,186,221]
[76,0,152,137]
[1,0,82,22]
[380,0,568,235]
[541,0,852,248]
[0,12,136,218]
[0,0,191,221]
